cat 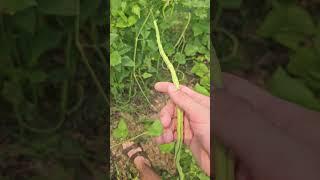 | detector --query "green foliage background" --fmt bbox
[215,0,320,111]
[110,0,211,105]
[0,0,107,179]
